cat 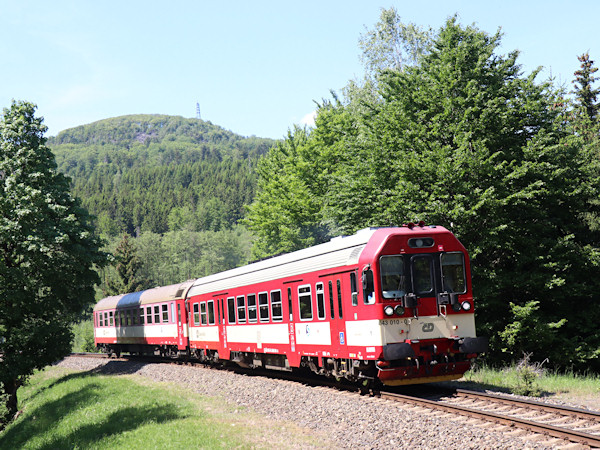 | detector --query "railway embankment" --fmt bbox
[22,356,598,449]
